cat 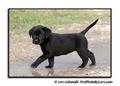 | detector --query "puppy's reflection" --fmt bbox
[30,68,54,76]
[47,68,54,76]
[30,68,41,76]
